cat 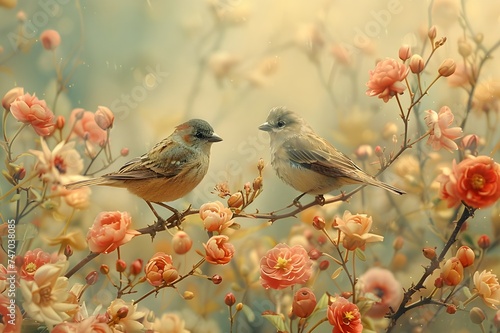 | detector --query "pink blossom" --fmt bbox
[70,108,107,145]
[86,211,139,254]
[327,297,363,333]
[40,29,61,50]
[437,155,500,209]
[10,93,55,136]
[424,106,462,152]
[199,201,233,232]
[204,235,235,265]
[358,267,403,318]
[94,106,114,130]
[260,243,312,290]
[20,248,53,281]
[366,58,409,103]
